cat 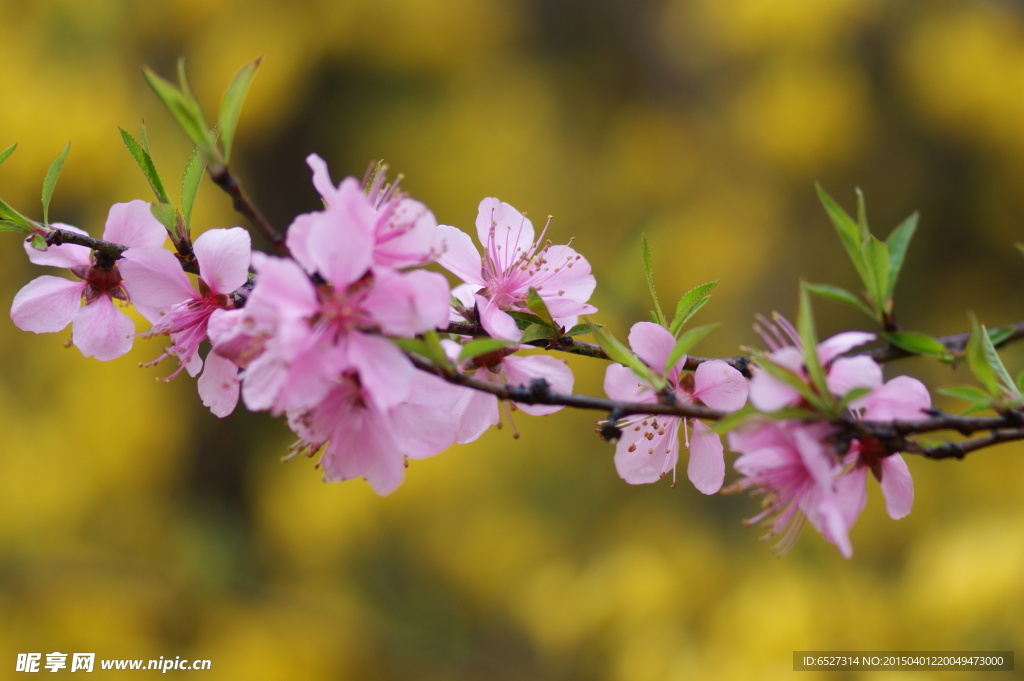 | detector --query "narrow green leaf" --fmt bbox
[966,314,1019,397]
[41,141,70,227]
[590,321,661,388]
[0,195,33,229]
[751,353,828,412]
[0,219,29,232]
[884,331,947,357]
[709,406,758,435]
[219,57,260,163]
[150,202,178,232]
[565,322,603,337]
[939,385,993,404]
[459,338,515,362]
[664,323,718,375]
[0,143,17,166]
[520,324,556,344]
[670,280,718,336]
[987,326,1015,347]
[864,235,890,312]
[119,127,171,204]
[422,330,453,371]
[143,65,217,162]
[1017,368,1024,394]
[505,310,545,330]
[525,287,557,328]
[641,234,667,327]
[180,147,204,228]
[816,185,873,295]
[885,211,918,301]
[393,337,431,358]
[836,386,872,410]
[29,234,46,250]
[804,282,878,321]
[855,188,870,240]
[797,283,829,403]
